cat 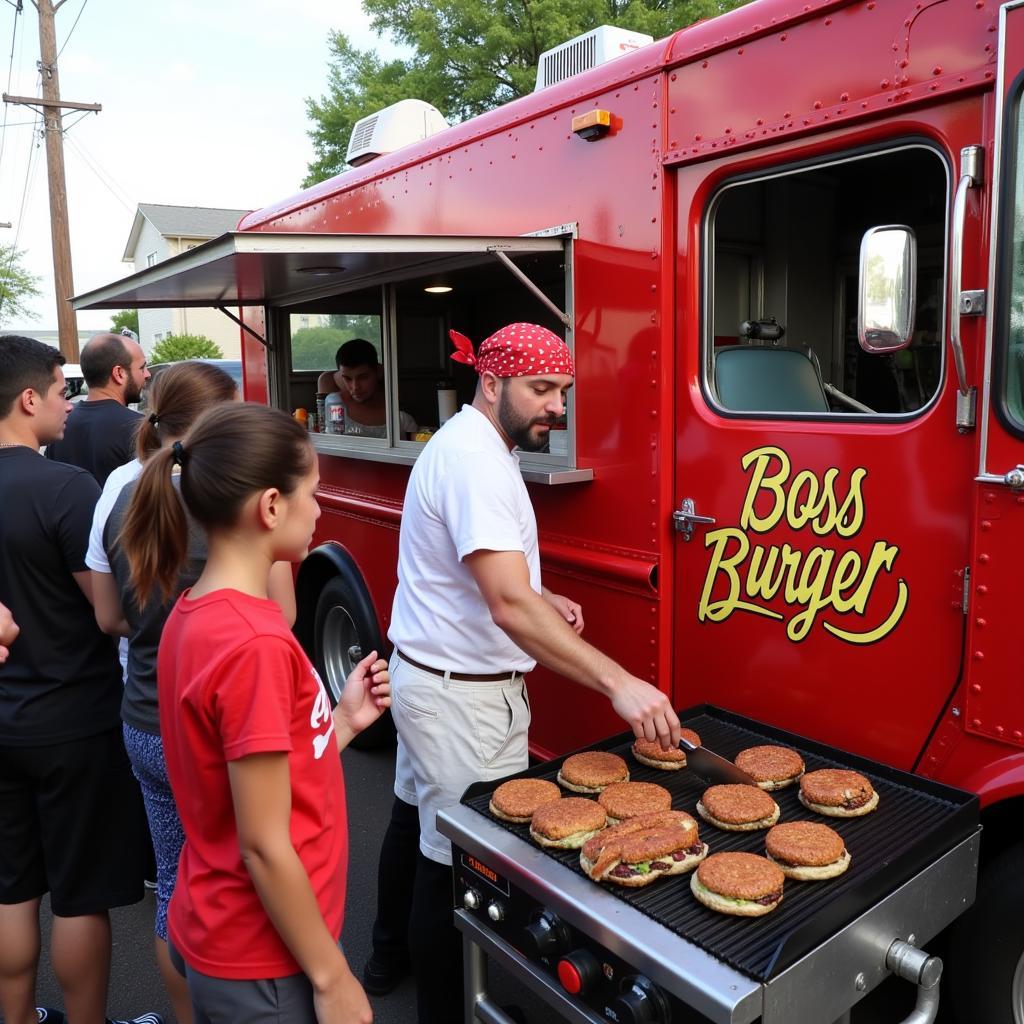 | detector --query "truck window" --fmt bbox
[705,145,947,417]
[280,285,390,440]
[1002,97,1024,428]
[390,250,571,455]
